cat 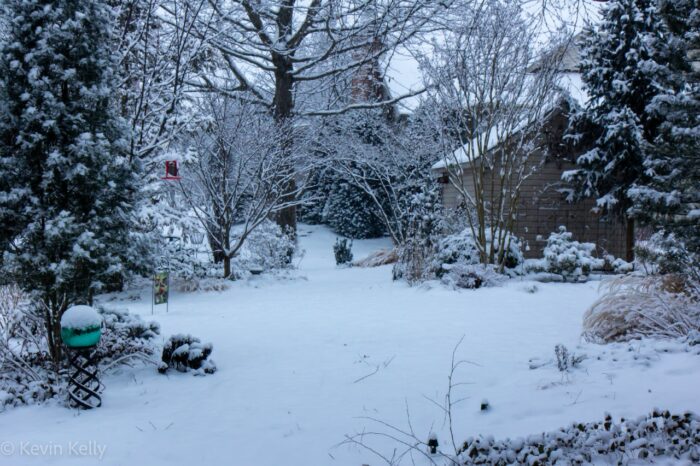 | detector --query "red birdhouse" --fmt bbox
[163,160,181,180]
